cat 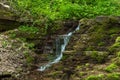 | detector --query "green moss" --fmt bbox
[61,54,69,60]
[106,73,120,80]
[9,33,16,38]
[48,71,62,77]
[79,72,86,76]
[115,37,120,43]
[98,42,105,46]
[85,74,104,80]
[85,46,95,51]
[112,57,120,66]
[90,51,108,63]
[105,63,118,72]
[1,41,9,48]
[85,63,90,67]
[23,51,34,65]
[112,42,120,48]
[117,51,120,57]
[89,72,120,80]
[109,37,120,52]
[18,26,39,34]
[26,43,35,49]
[110,34,117,38]
[108,27,120,34]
